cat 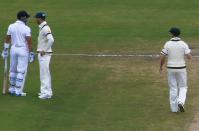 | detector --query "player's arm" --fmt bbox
[159,54,166,73]
[159,44,168,73]
[25,36,33,52]
[40,27,54,56]
[3,35,11,50]
[25,28,35,63]
[5,25,11,45]
[45,27,54,51]
[2,25,12,59]
[45,34,54,50]
[184,43,192,60]
[4,25,12,49]
[26,36,35,63]
[25,27,33,52]
[186,53,192,60]
[5,35,11,44]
